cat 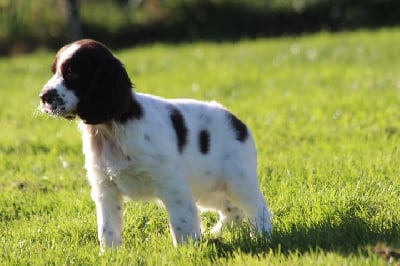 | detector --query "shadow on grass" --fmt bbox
[207,211,400,260]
